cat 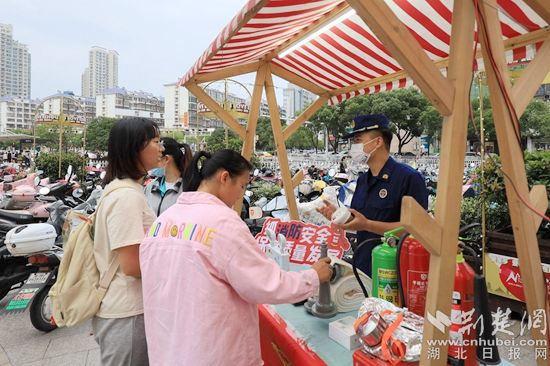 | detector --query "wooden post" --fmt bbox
[510,33,550,116]
[234,64,268,215]
[186,83,246,139]
[478,1,549,360]
[264,64,299,220]
[401,1,475,364]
